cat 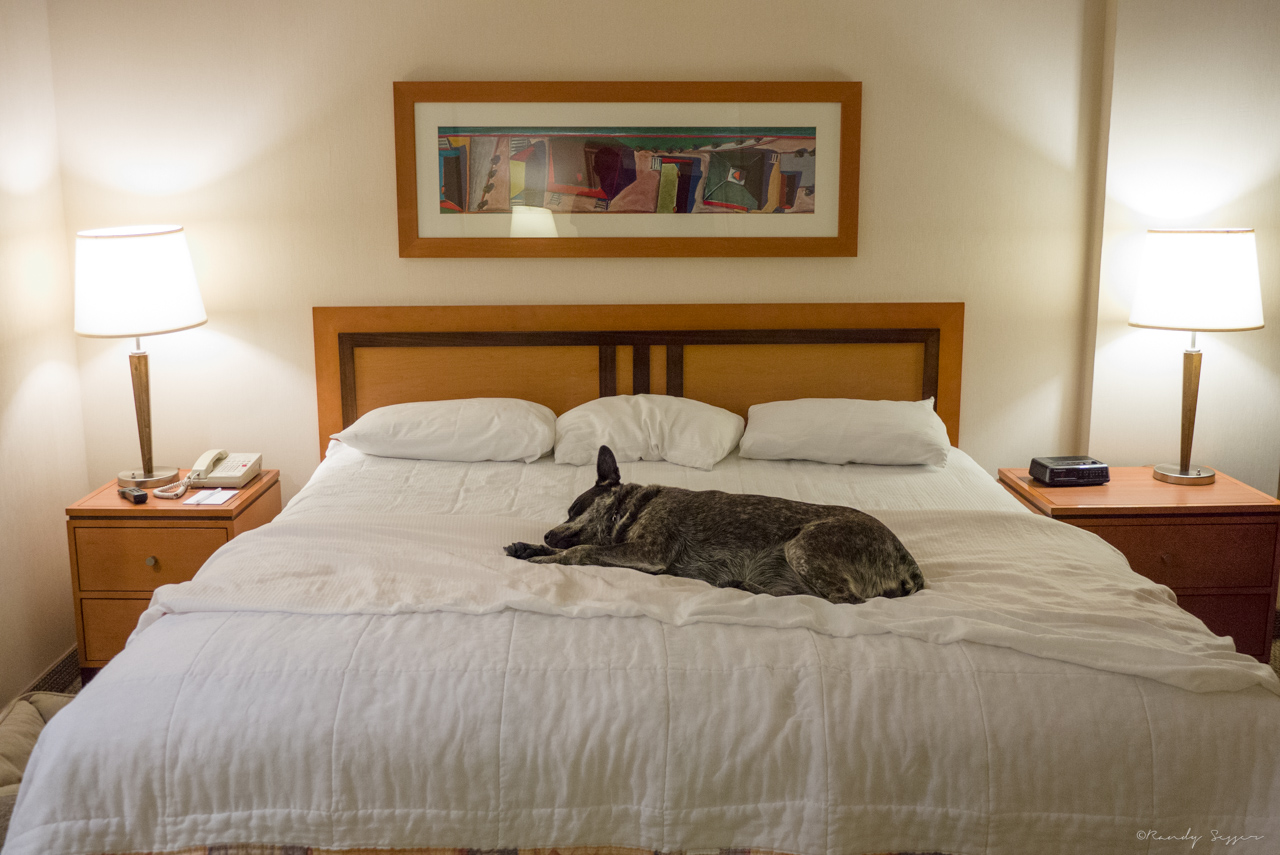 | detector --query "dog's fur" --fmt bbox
[504,446,924,605]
